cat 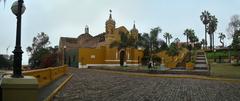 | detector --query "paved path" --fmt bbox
[38,74,70,101]
[53,68,240,101]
